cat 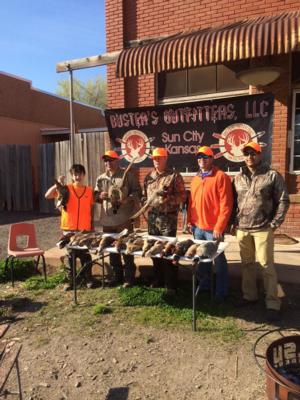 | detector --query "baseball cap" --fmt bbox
[102,150,119,160]
[151,147,168,158]
[243,142,262,153]
[197,146,214,157]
